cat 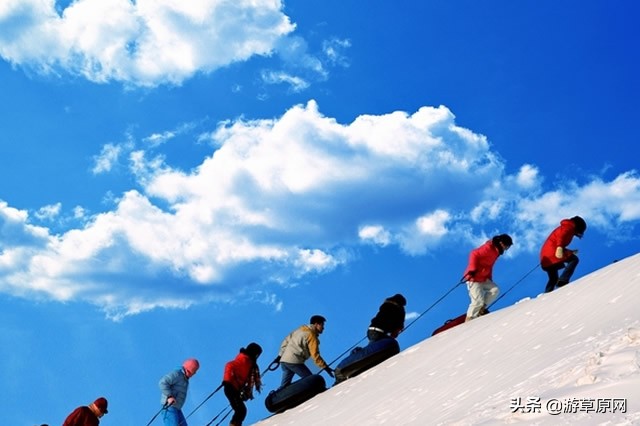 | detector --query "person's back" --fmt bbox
[62,398,108,426]
[368,294,406,342]
[63,406,98,426]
